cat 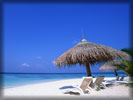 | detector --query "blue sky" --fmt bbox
[3,3,129,73]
